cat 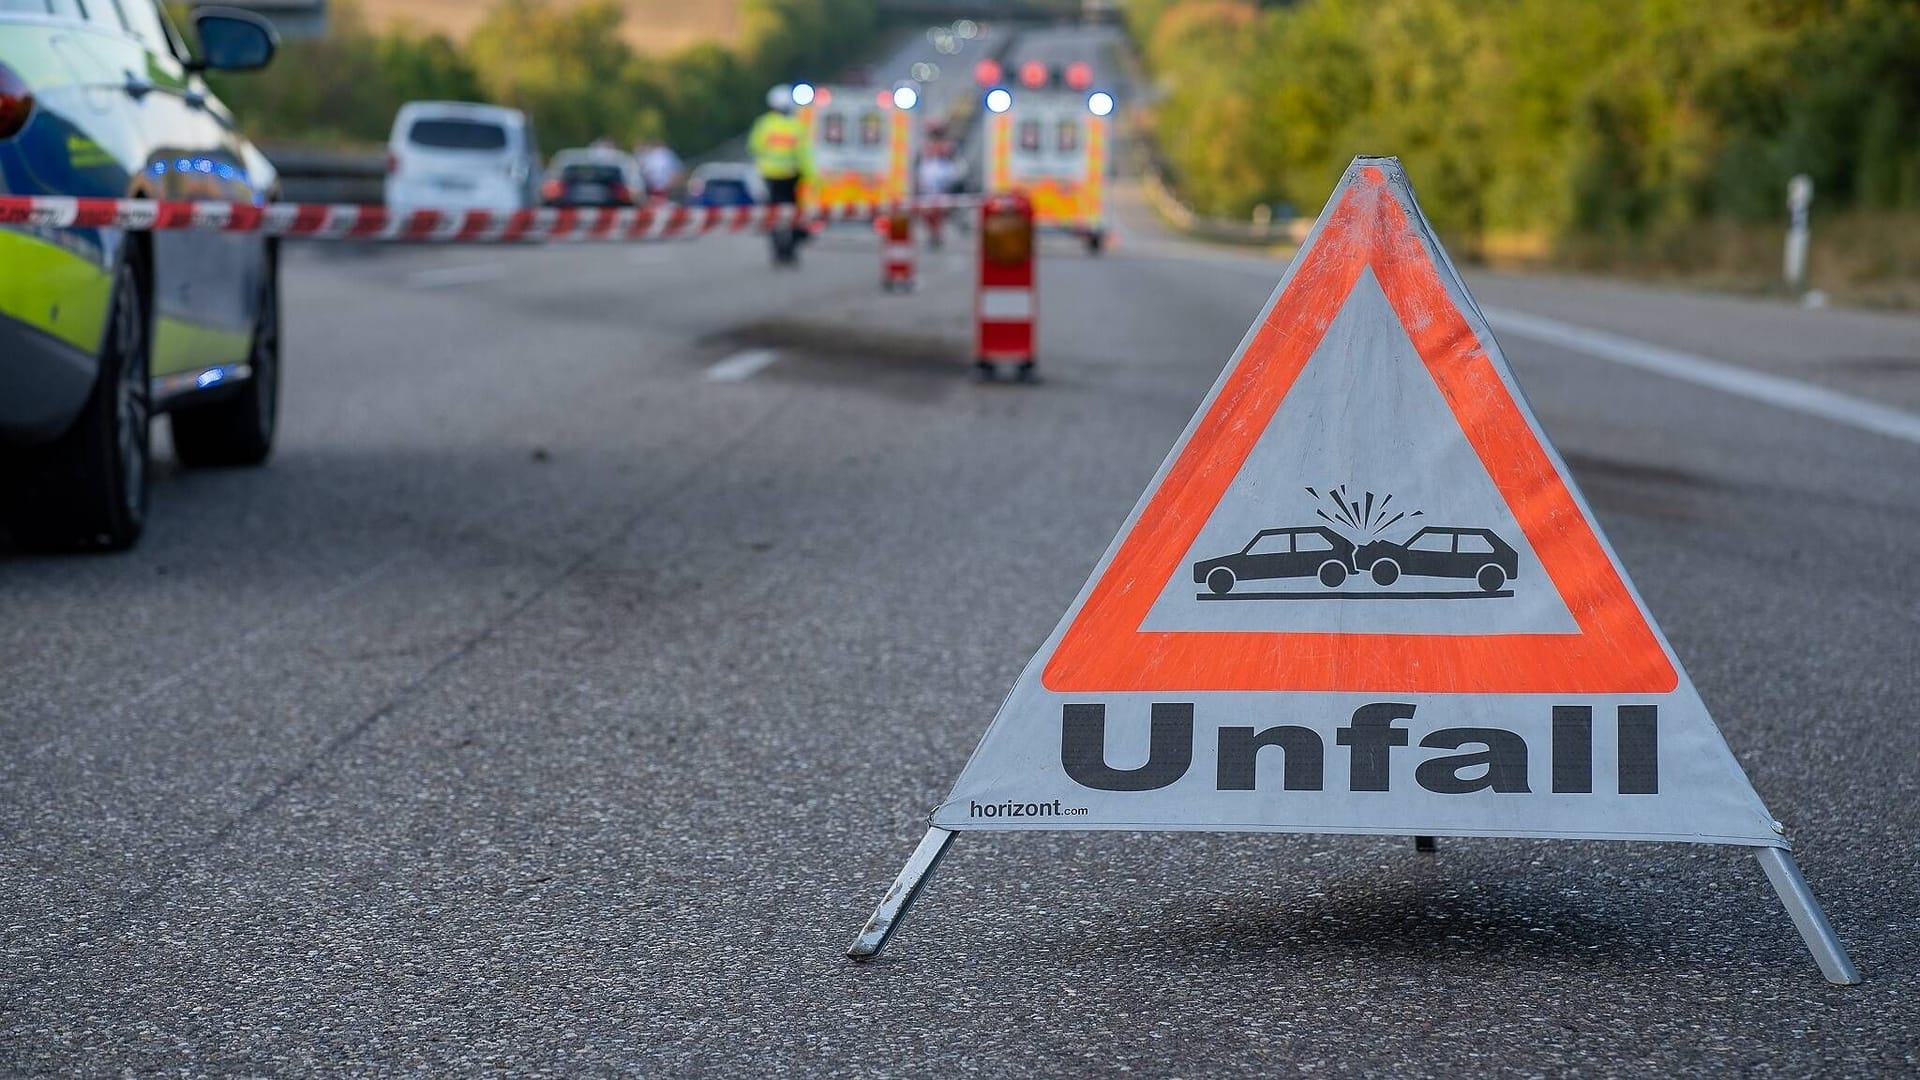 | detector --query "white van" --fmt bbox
[384,101,541,213]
